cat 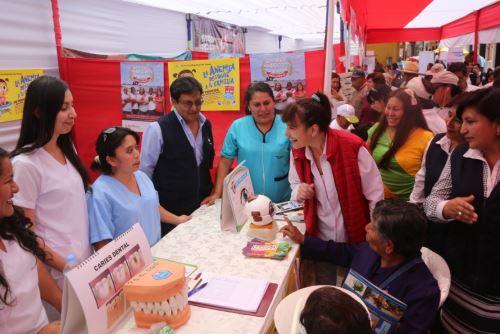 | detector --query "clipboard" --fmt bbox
[189,283,278,317]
